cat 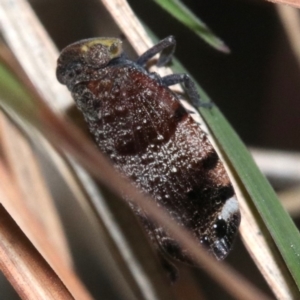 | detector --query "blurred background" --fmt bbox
[1,0,300,299]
